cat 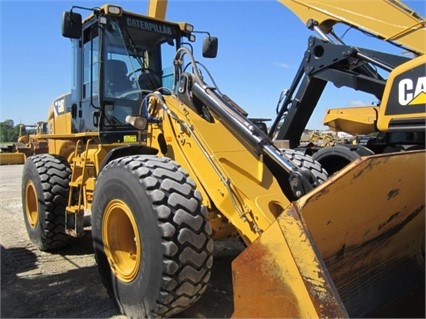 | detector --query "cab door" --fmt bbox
[70,22,101,133]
